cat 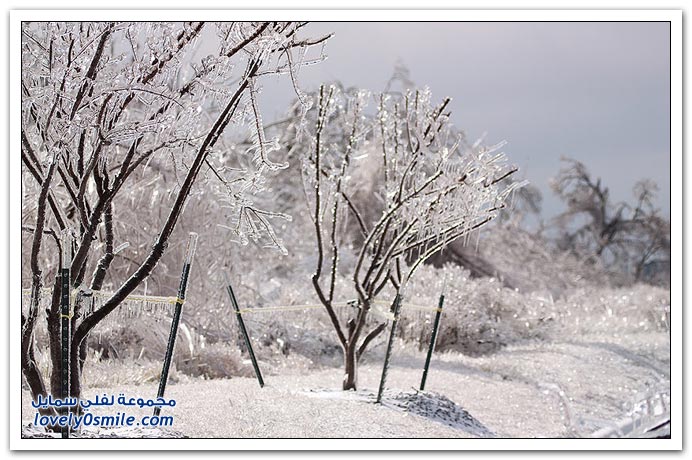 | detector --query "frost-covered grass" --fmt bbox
[22,329,669,438]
